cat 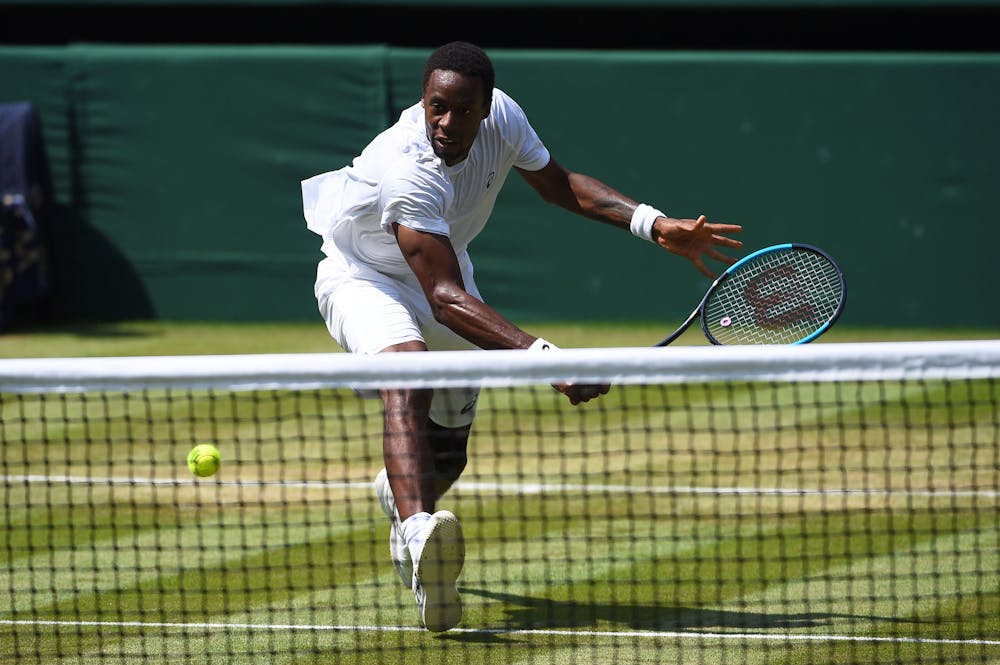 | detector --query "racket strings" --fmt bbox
[703,249,844,345]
